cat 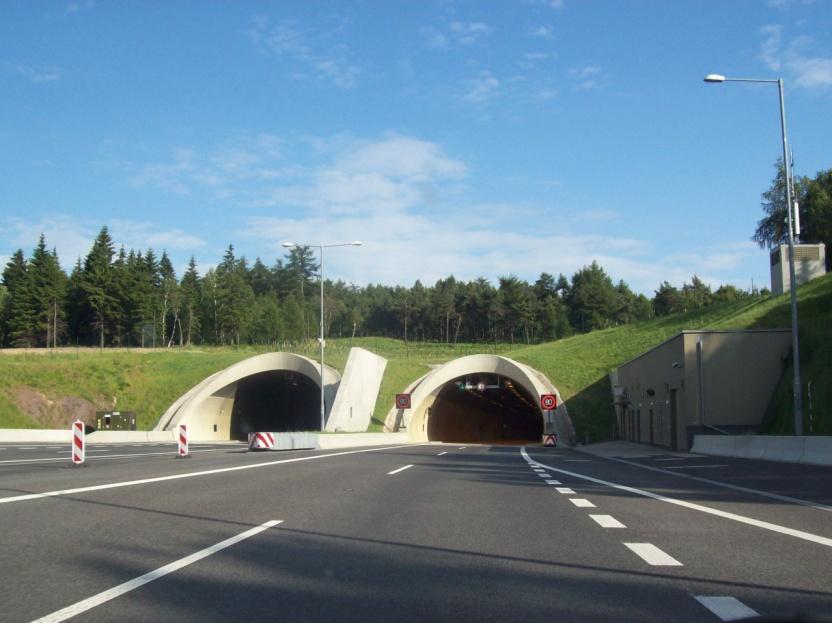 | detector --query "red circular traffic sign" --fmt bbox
[395,393,411,409]
[540,394,557,410]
